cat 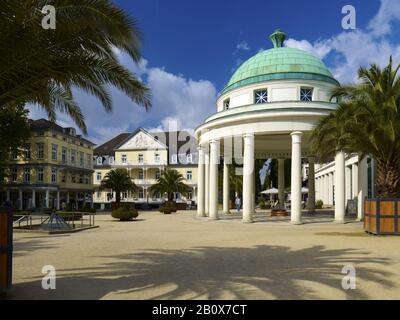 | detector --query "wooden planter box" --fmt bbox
[0,207,13,295]
[364,198,400,235]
